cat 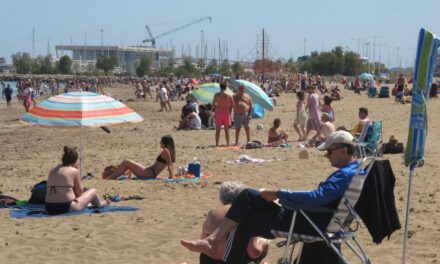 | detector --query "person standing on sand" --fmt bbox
[233,84,253,145]
[305,86,321,141]
[212,83,235,146]
[3,84,13,108]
